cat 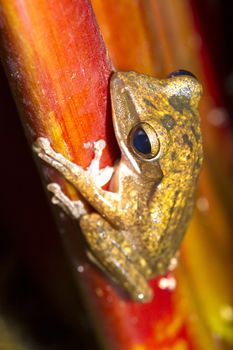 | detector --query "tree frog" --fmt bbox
[33,70,203,302]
